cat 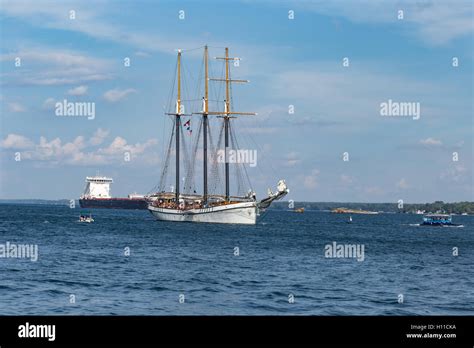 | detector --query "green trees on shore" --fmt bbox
[273,201,474,214]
